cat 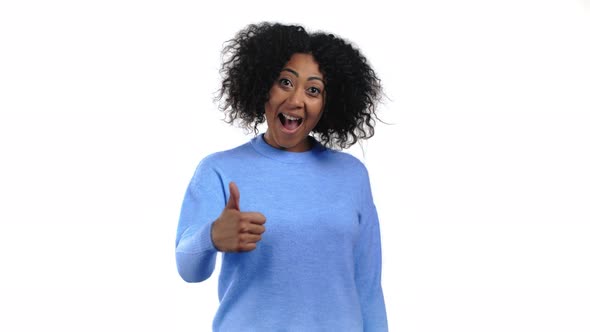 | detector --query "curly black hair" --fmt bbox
[217,22,382,149]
